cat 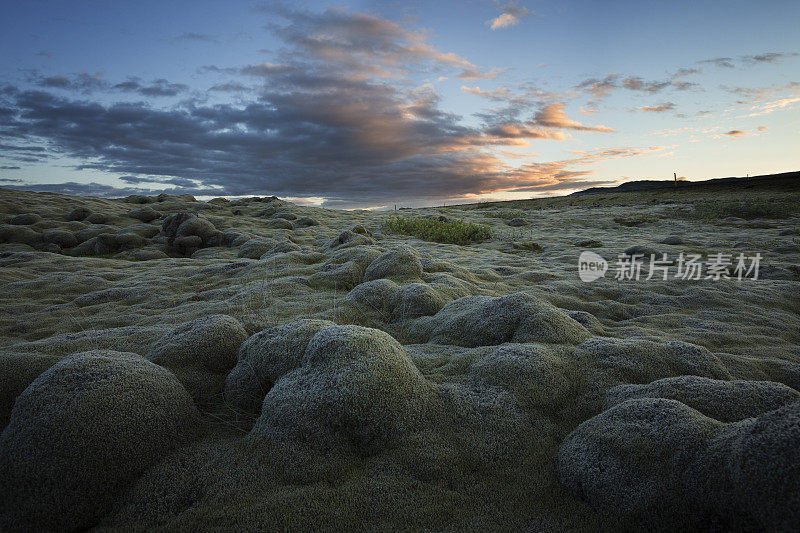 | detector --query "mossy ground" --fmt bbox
[1,179,799,530]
